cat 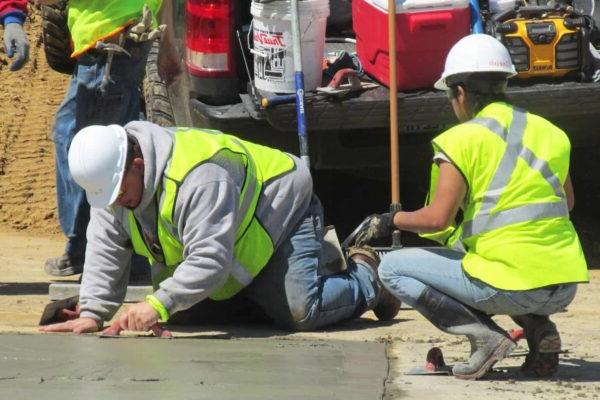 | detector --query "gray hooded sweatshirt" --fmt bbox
[79,121,312,323]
